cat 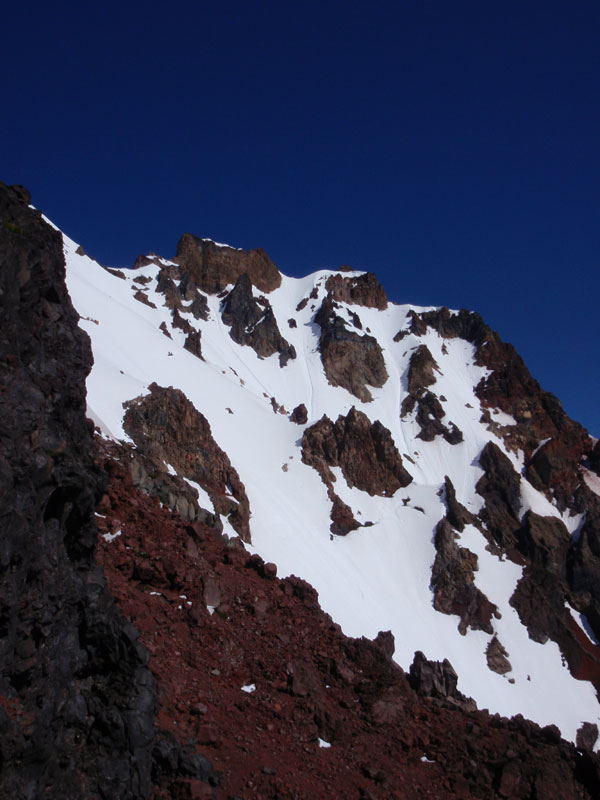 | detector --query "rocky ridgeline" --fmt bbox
[396,307,600,689]
[91,218,600,711]
[3,182,600,797]
[396,306,592,509]
[175,233,281,294]
[324,271,389,310]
